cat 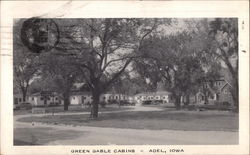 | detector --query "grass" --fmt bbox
[14,105,133,115]
[14,127,84,145]
[18,110,238,132]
